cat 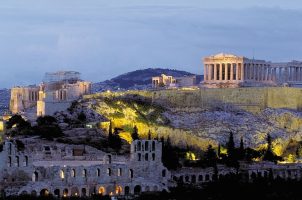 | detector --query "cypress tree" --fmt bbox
[148,130,152,140]
[108,120,113,136]
[227,132,235,157]
[131,125,139,141]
